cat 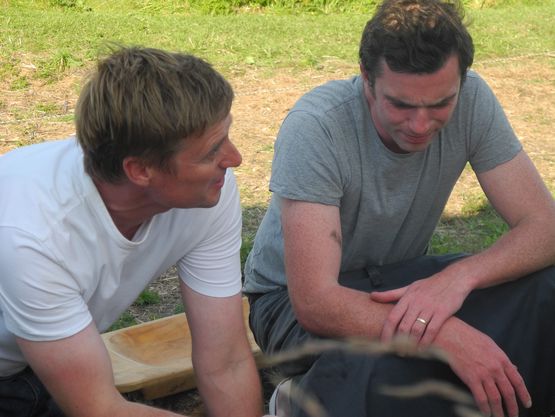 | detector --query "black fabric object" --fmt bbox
[0,366,65,417]
[249,254,555,417]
